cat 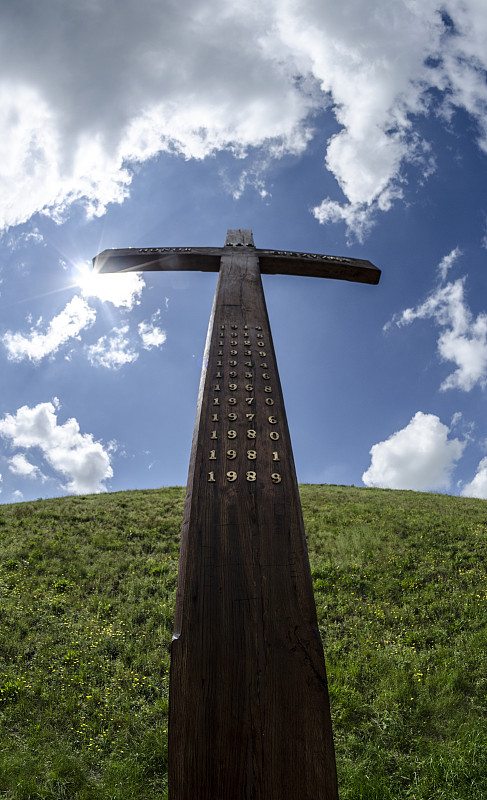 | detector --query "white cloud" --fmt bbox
[0,399,113,494]
[362,411,465,492]
[77,263,145,309]
[2,295,96,363]
[138,311,166,350]
[438,247,462,281]
[8,453,45,481]
[87,324,138,369]
[3,228,45,251]
[389,271,487,391]
[0,2,487,237]
[12,490,23,502]
[462,456,487,499]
